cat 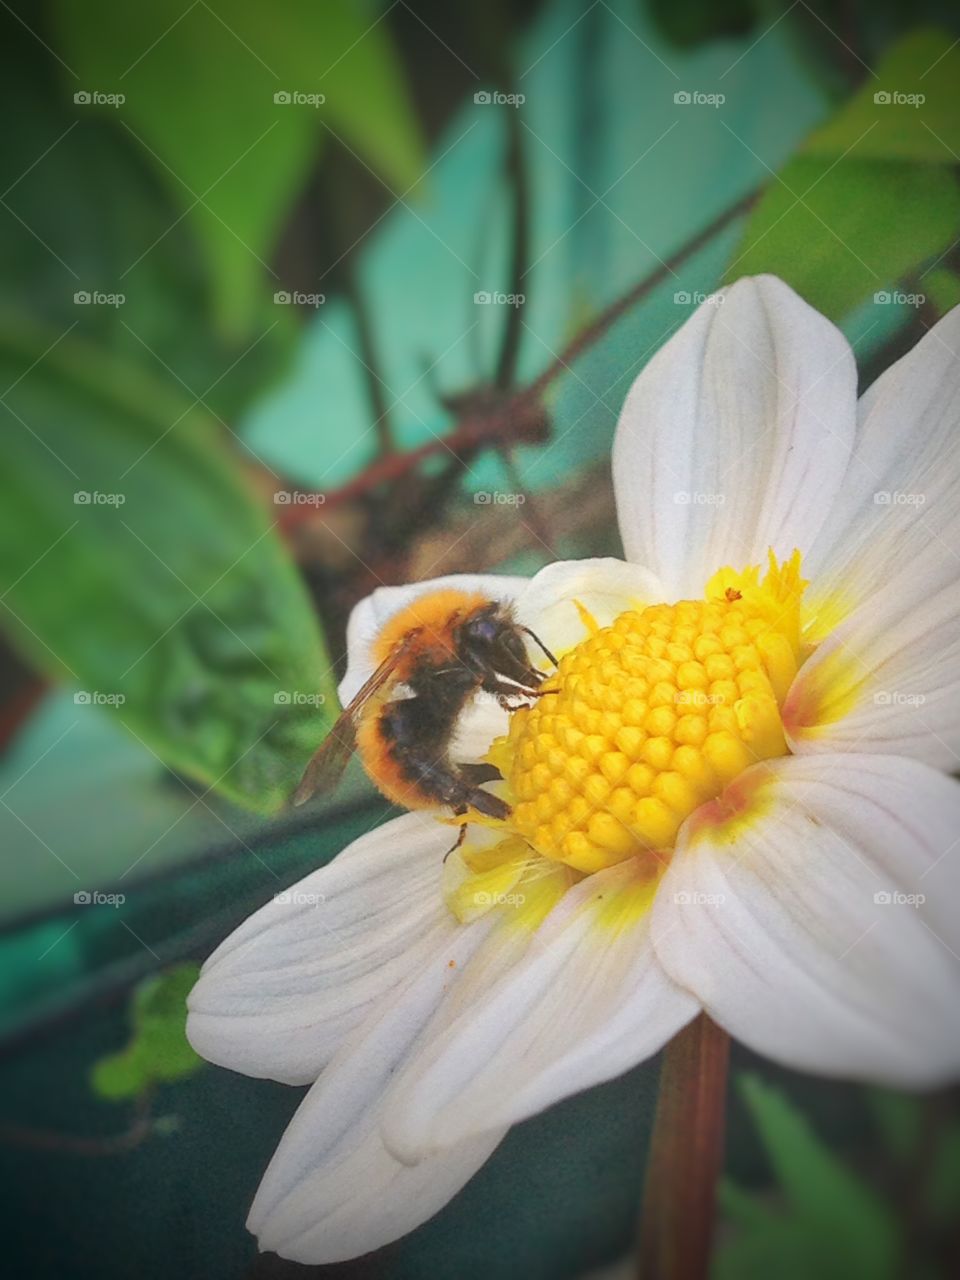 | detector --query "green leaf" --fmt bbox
[867,1087,923,1160]
[311,0,426,195]
[0,29,293,423]
[0,317,336,813]
[91,964,203,1100]
[646,0,760,50]
[805,29,960,166]
[922,266,960,315]
[726,1075,900,1279]
[726,155,960,319]
[926,1121,960,1225]
[714,1212,830,1280]
[52,0,424,334]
